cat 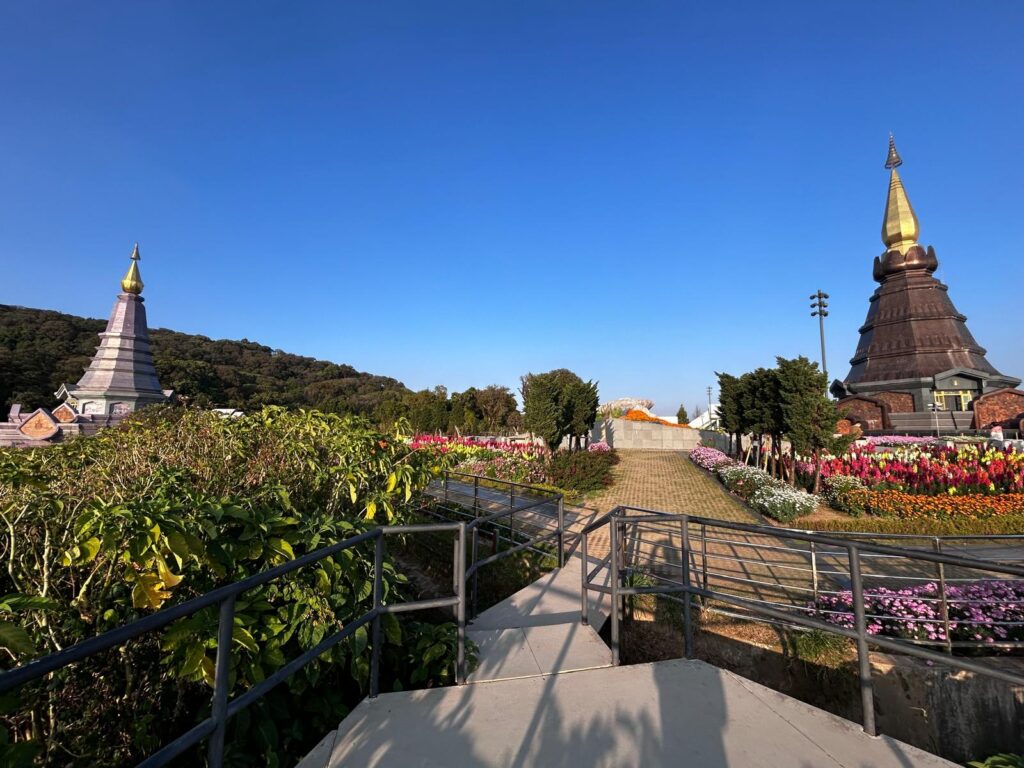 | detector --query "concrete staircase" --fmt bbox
[296,555,953,768]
